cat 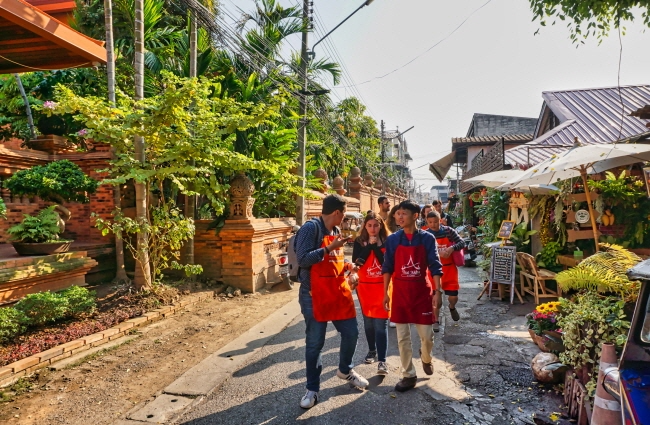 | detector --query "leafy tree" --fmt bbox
[528,0,650,43]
